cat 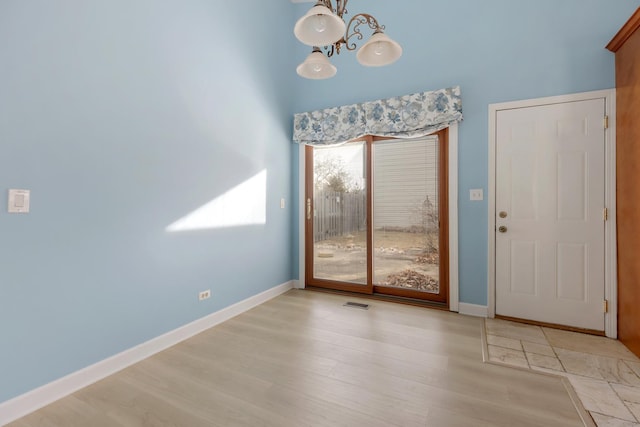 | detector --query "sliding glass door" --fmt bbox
[372,136,447,302]
[306,141,371,293]
[305,130,448,304]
